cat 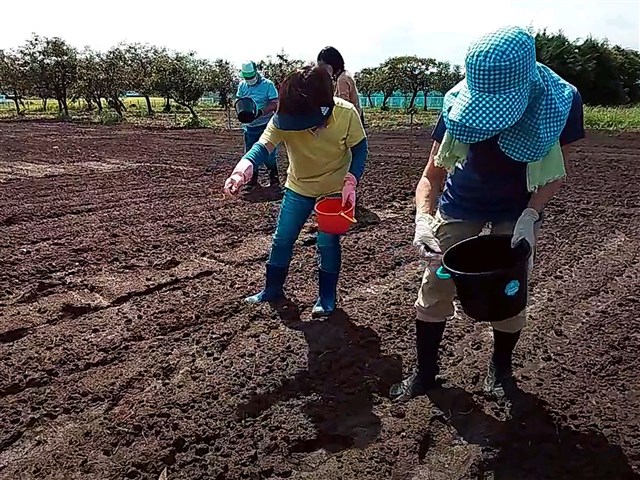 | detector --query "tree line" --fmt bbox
[1,31,639,120]
[535,30,640,106]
